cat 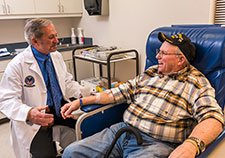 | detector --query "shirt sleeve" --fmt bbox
[0,58,32,121]
[192,77,224,126]
[111,74,143,104]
